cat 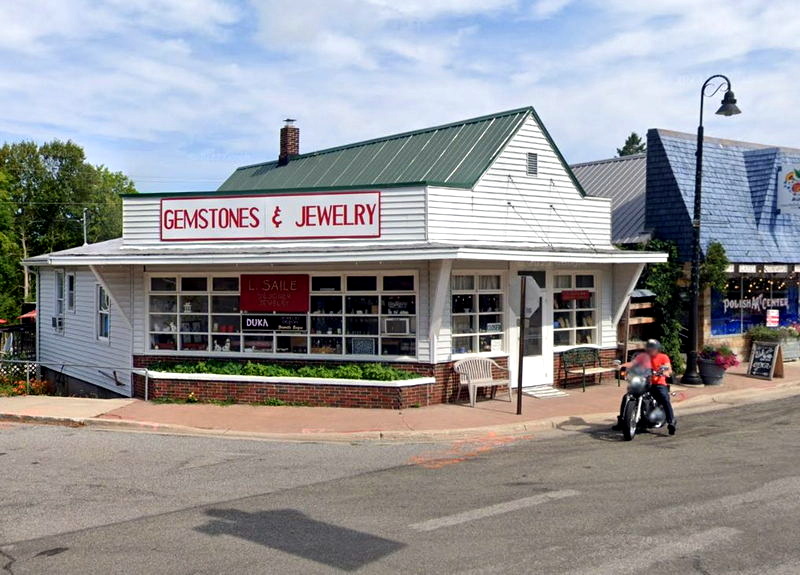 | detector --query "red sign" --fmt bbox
[766,309,780,328]
[240,274,310,313]
[561,290,591,301]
